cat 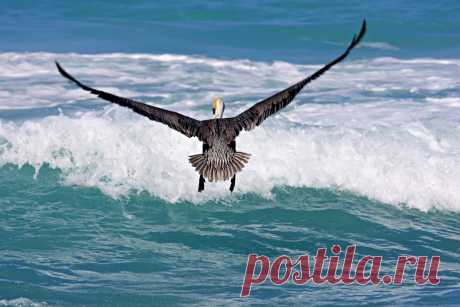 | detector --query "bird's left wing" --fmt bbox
[56,61,202,138]
[231,20,366,134]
